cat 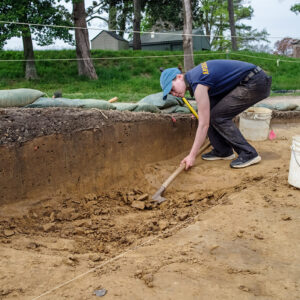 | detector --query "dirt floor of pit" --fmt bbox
[1,125,300,299]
